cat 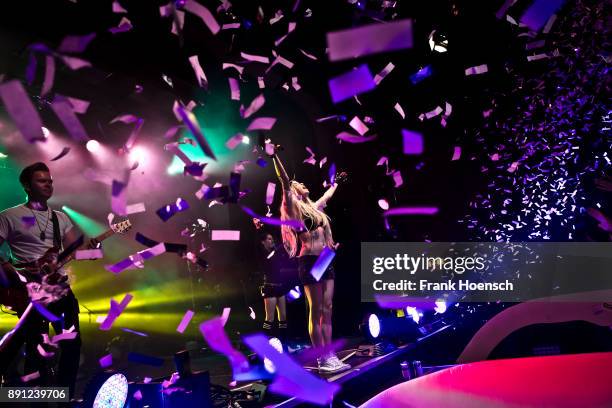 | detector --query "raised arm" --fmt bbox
[315,171,347,210]
[315,183,338,210]
[272,153,291,190]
